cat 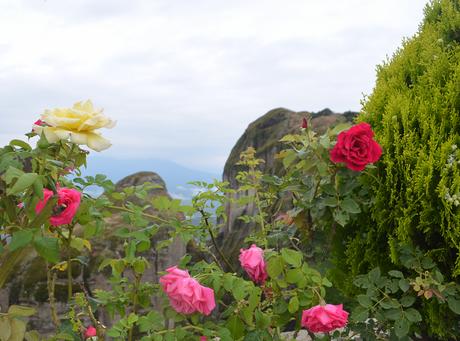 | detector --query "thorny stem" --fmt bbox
[249,164,268,248]
[79,283,106,338]
[199,209,236,273]
[128,273,141,341]
[67,225,74,301]
[46,263,60,328]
